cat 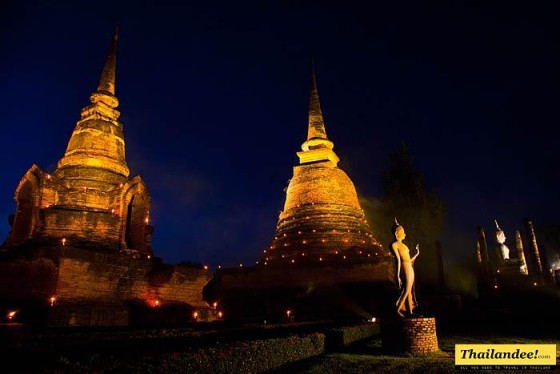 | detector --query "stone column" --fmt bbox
[514,230,528,275]
[475,240,483,269]
[436,241,445,289]
[523,218,543,276]
[477,226,490,276]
